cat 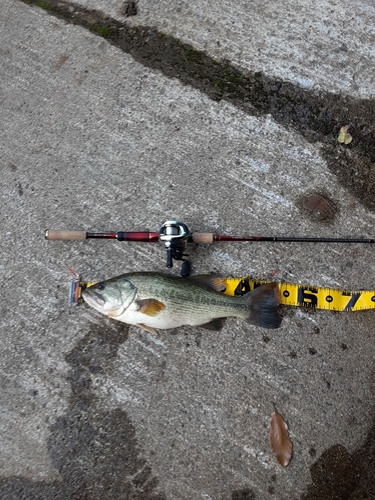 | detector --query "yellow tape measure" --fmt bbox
[222,278,375,311]
[71,278,375,312]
